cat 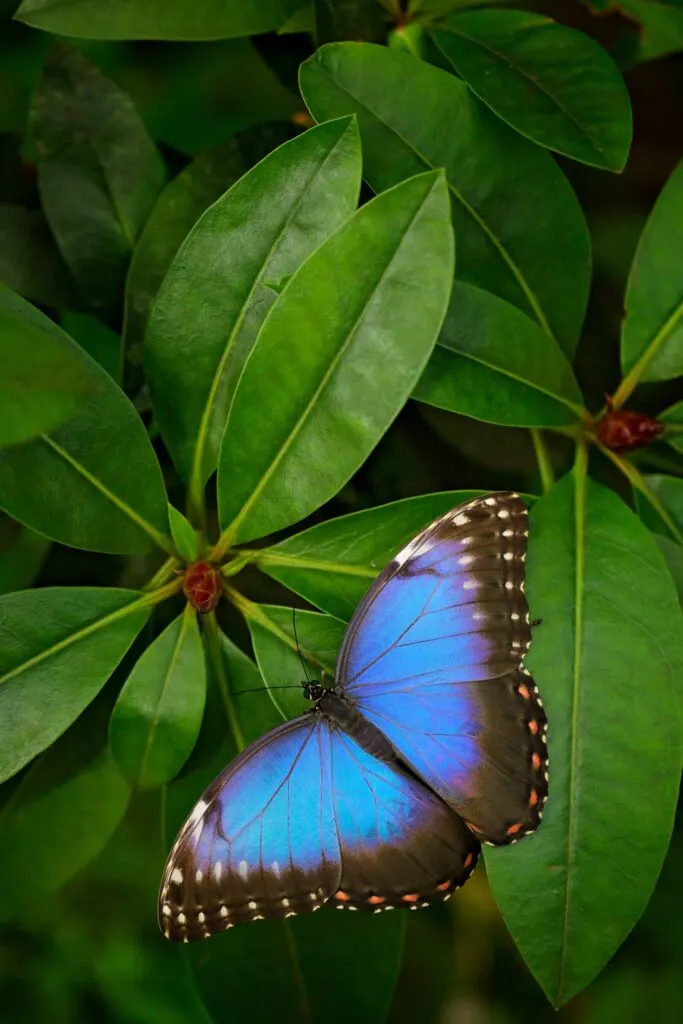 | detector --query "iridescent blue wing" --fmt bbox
[329,727,478,912]
[336,492,548,846]
[159,714,478,940]
[159,714,340,941]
